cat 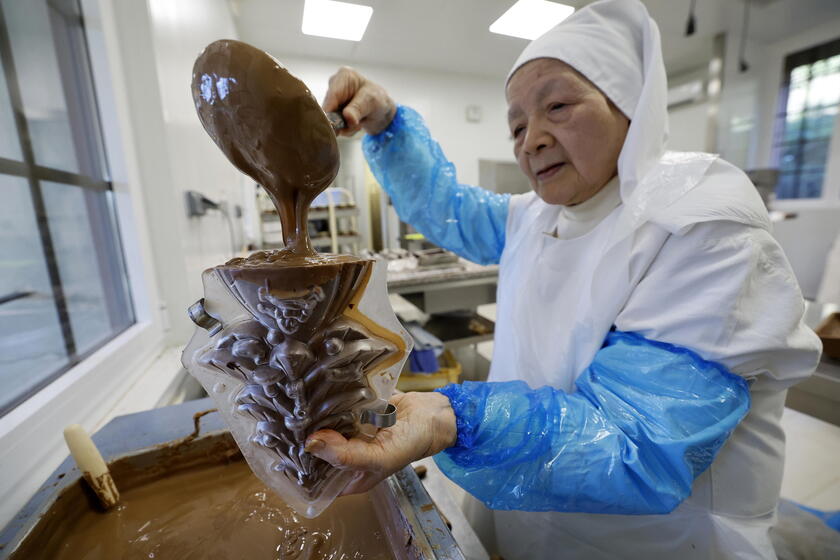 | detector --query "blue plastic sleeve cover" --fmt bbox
[363,105,510,265]
[434,331,751,514]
